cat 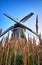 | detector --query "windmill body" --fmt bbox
[11,23,26,39]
